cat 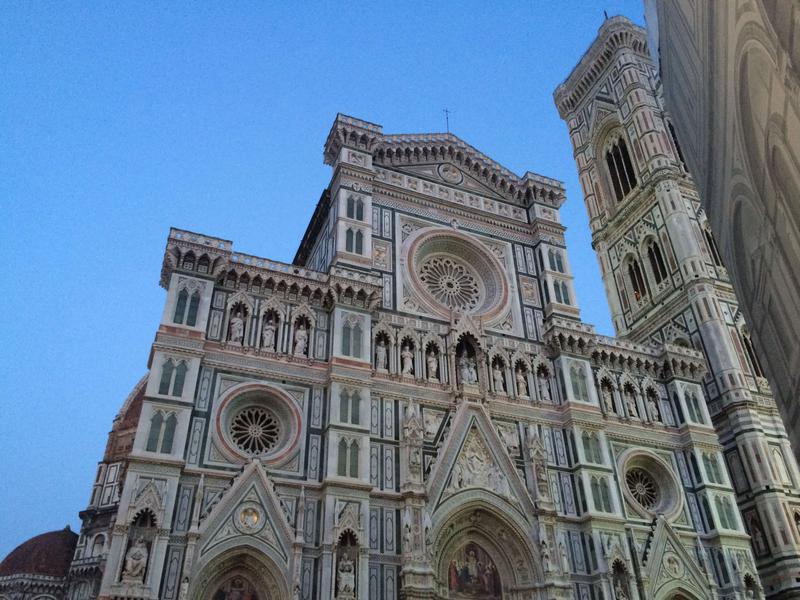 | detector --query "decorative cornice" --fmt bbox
[554,16,650,117]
